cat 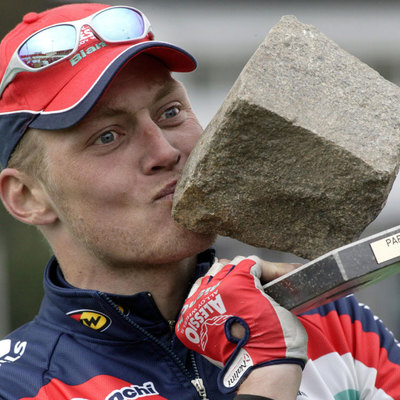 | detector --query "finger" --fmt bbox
[230,322,245,339]
[206,259,227,277]
[260,261,302,282]
[245,255,302,283]
[206,256,246,277]
[189,256,247,298]
[190,258,231,297]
